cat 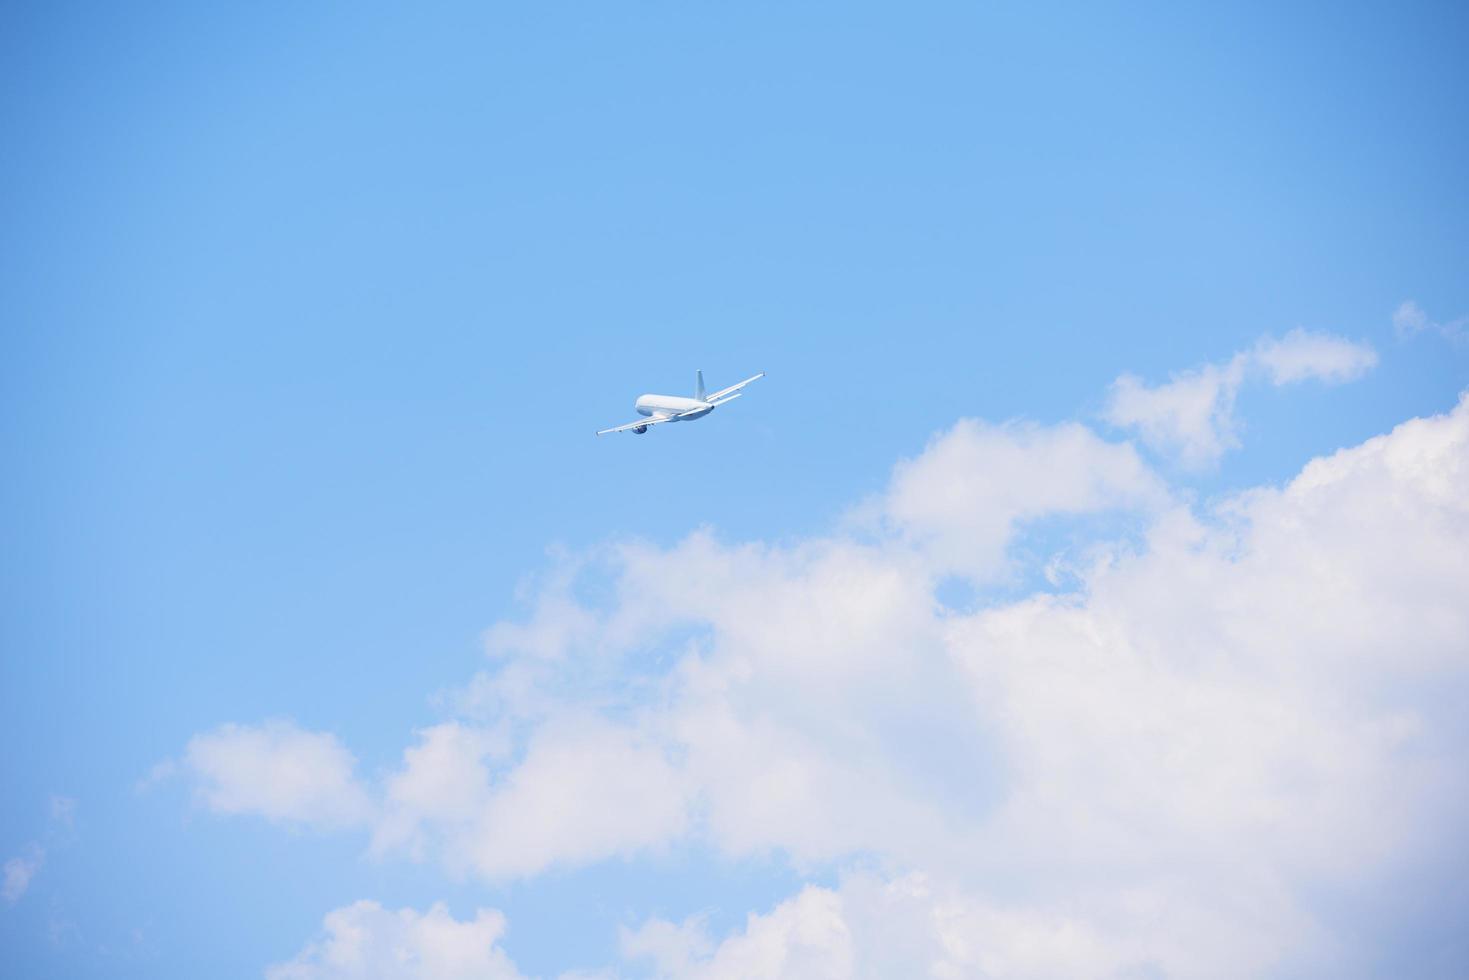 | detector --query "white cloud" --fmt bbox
[882,419,1167,581]
[464,715,689,878]
[266,901,525,980]
[1394,299,1430,336]
[1105,329,1377,466]
[625,886,853,980]
[372,722,505,860]
[183,721,372,829]
[2,844,44,905]
[1104,355,1248,468]
[3,795,79,906]
[48,795,76,830]
[1394,299,1468,344]
[484,554,606,663]
[1253,328,1377,384]
[627,867,1331,980]
[626,873,1176,980]
[183,376,1469,976]
[372,714,689,879]
[620,914,714,977]
[387,714,690,881]
[480,393,1467,974]
[135,758,178,794]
